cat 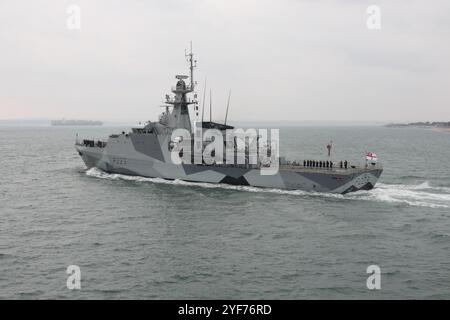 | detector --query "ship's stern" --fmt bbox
[340,166,383,194]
